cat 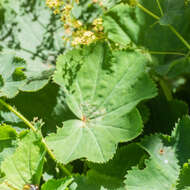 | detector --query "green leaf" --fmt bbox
[0,54,26,98]
[103,1,190,54]
[155,56,190,78]
[46,109,143,164]
[69,175,102,190]
[147,97,188,134]
[0,111,25,132]
[0,125,17,166]
[0,75,3,88]
[0,54,54,99]
[46,43,157,164]
[41,177,74,190]
[8,83,74,134]
[19,63,55,92]
[125,116,190,189]
[144,90,189,135]
[160,0,186,25]
[137,103,150,124]
[0,131,45,190]
[69,175,126,190]
[125,134,180,190]
[0,0,65,64]
[177,161,190,190]
[103,3,142,46]
[171,116,190,166]
[87,144,146,189]
[183,187,190,190]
